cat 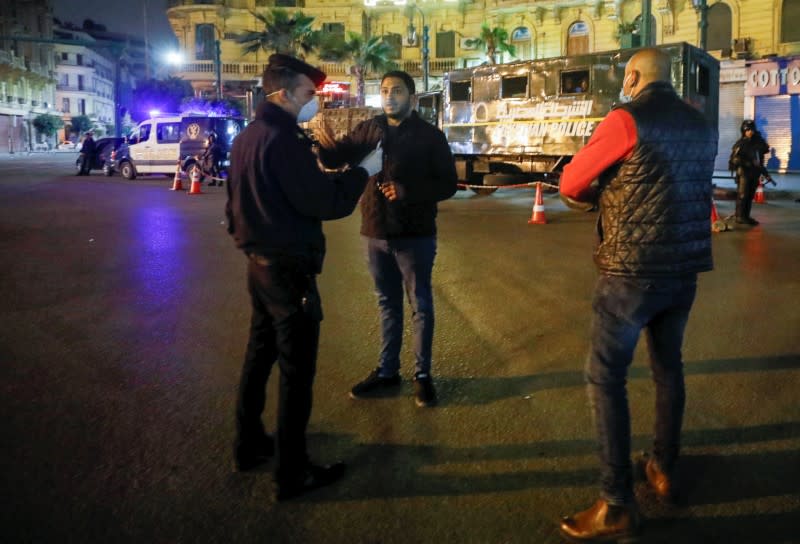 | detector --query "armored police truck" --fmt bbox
[433,42,719,193]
